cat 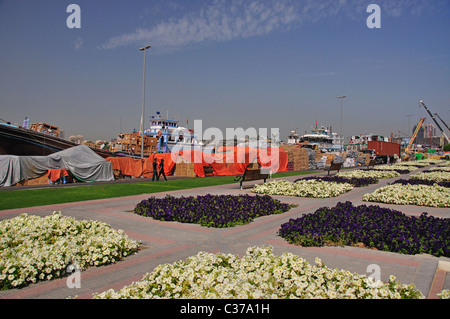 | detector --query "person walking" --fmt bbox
[158,158,168,181]
[152,158,159,181]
